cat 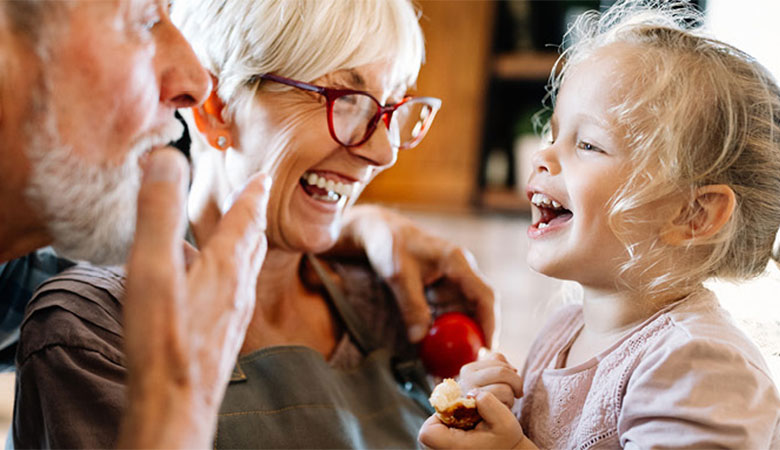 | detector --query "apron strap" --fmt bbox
[306,254,434,413]
[305,254,381,355]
